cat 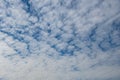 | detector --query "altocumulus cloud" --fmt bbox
[0,0,120,80]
